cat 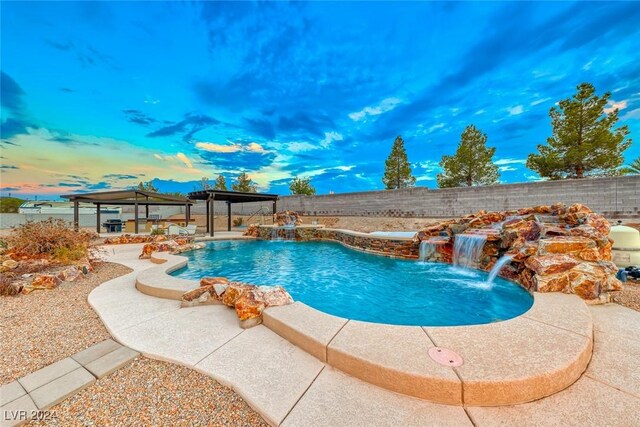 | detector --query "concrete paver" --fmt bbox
[0,394,37,427]
[71,339,121,366]
[17,358,81,393]
[29,368,95,410]
[84,347,139,379]
[0,382,25,407]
